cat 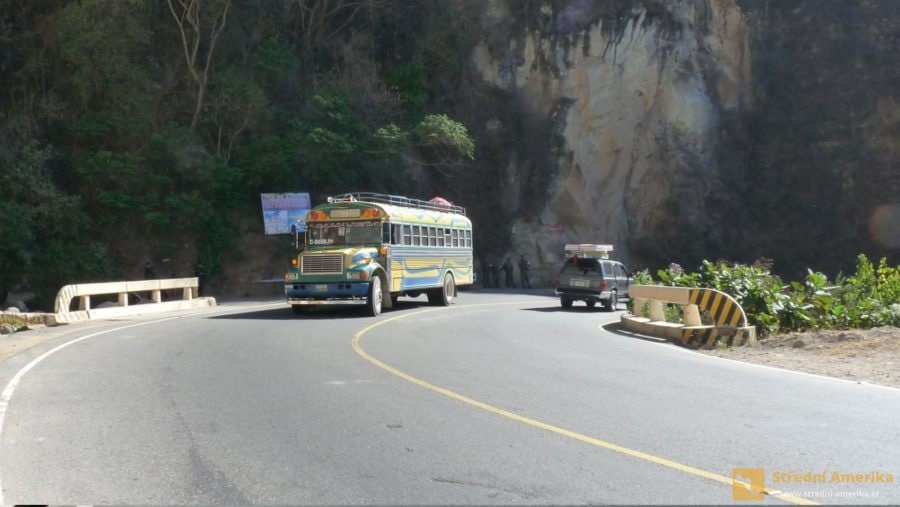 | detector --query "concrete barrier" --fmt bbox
[621,285,756,348]
[54,278,216,323]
